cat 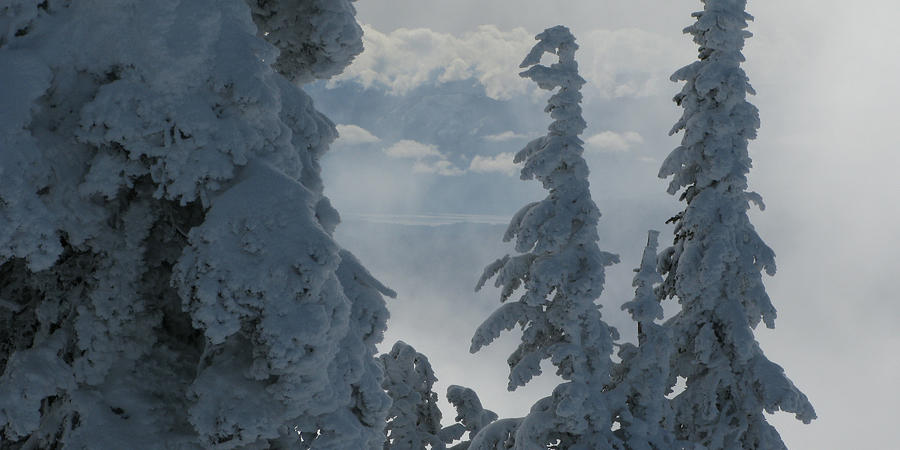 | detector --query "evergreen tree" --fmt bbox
[442,385,499,450]
[608,231,679,449]
[657,1,816,448]
[381,341,446,450]
[380,341,498,450]
[467,418,522,450]
[0,1,392,448]
[469,25,623,449]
